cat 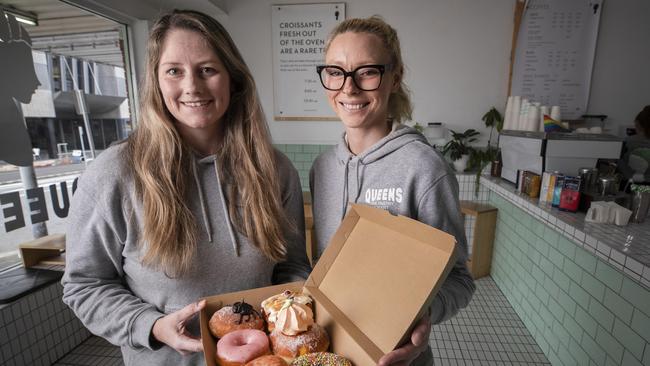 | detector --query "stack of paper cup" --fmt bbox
[527,105,540,132]
[539,105,550,132]
[518,99,529,130]
[550,106,561,121]
[590,126,603,134]
[511,96,521,130]
[503,96,514,130]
